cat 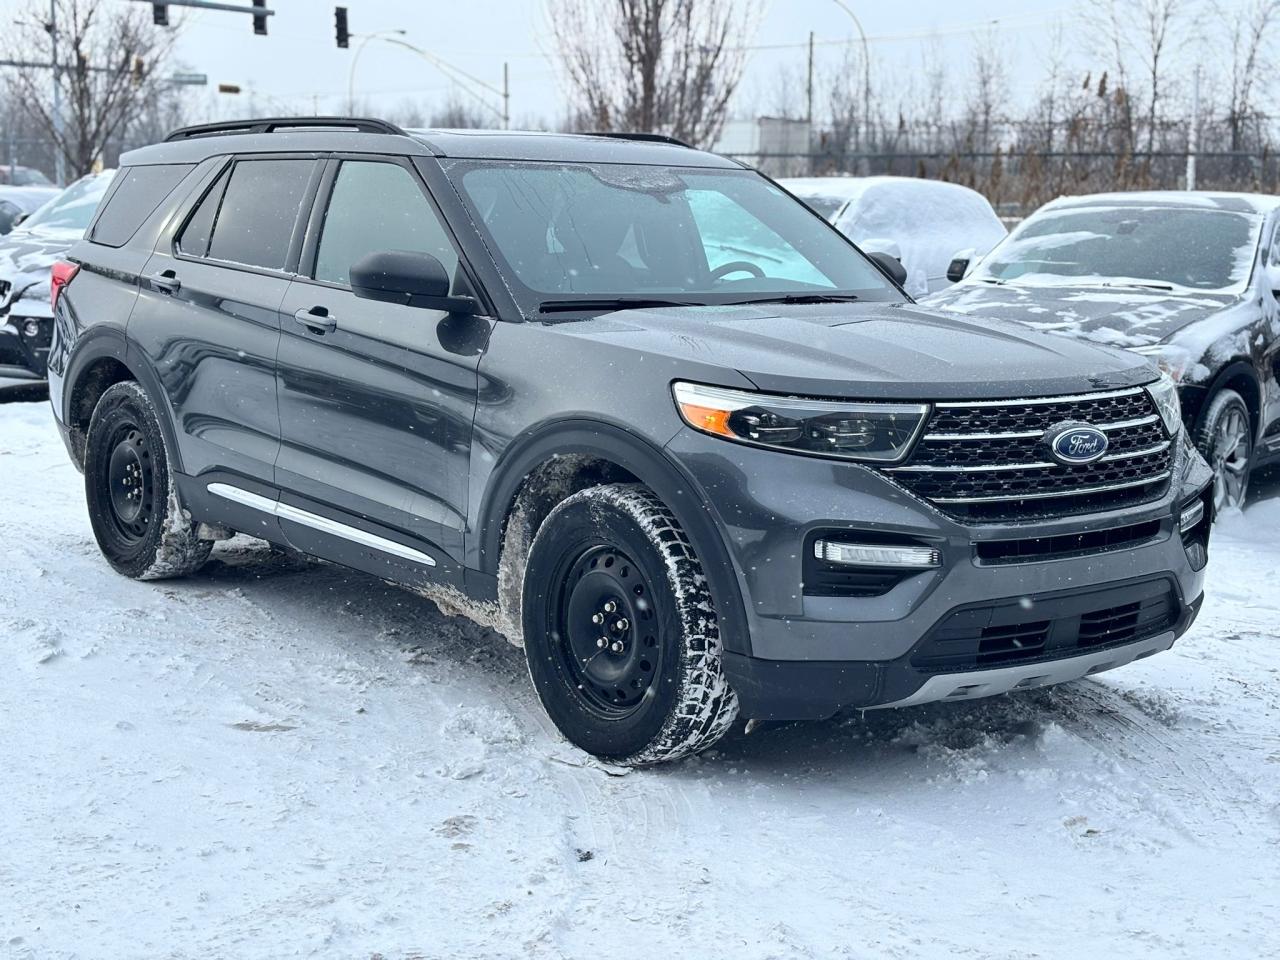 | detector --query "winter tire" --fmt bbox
[84,381,213,580]
[522,483,739,764]
[1195,388,1252,512]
